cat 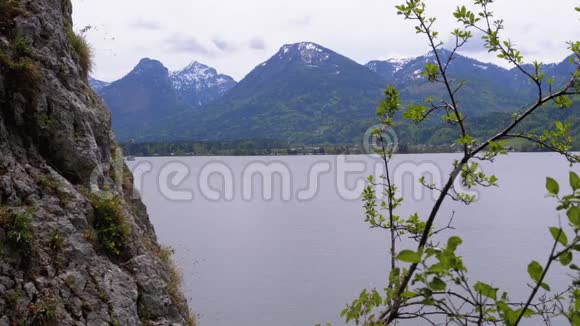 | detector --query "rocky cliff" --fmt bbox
[0,0,194,325]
